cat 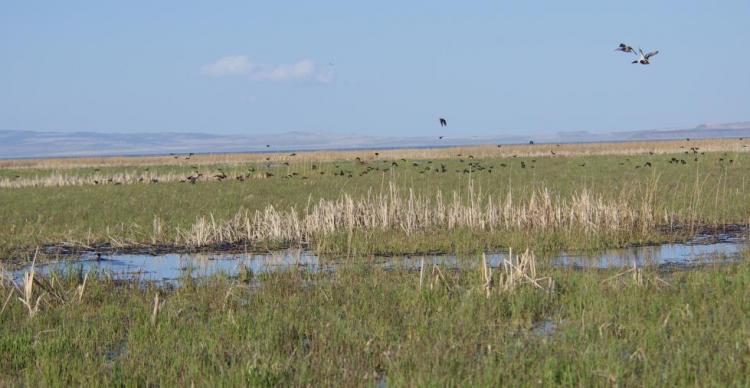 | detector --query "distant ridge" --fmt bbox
[2,121,749,159]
